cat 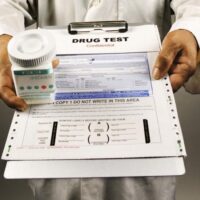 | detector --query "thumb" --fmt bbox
[52,58,59,69]
[153,39,180,80]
